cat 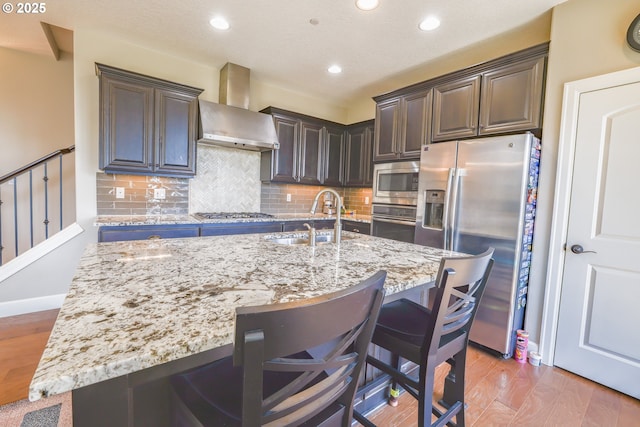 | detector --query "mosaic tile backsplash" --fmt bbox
[189,144,261,213]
